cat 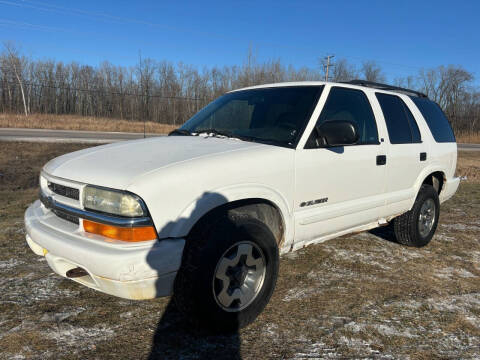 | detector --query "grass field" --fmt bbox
[0,142,479,359]
[0,113,479,143]
[0,113,177,134]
